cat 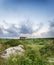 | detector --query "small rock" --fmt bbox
[1,45,25,58]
